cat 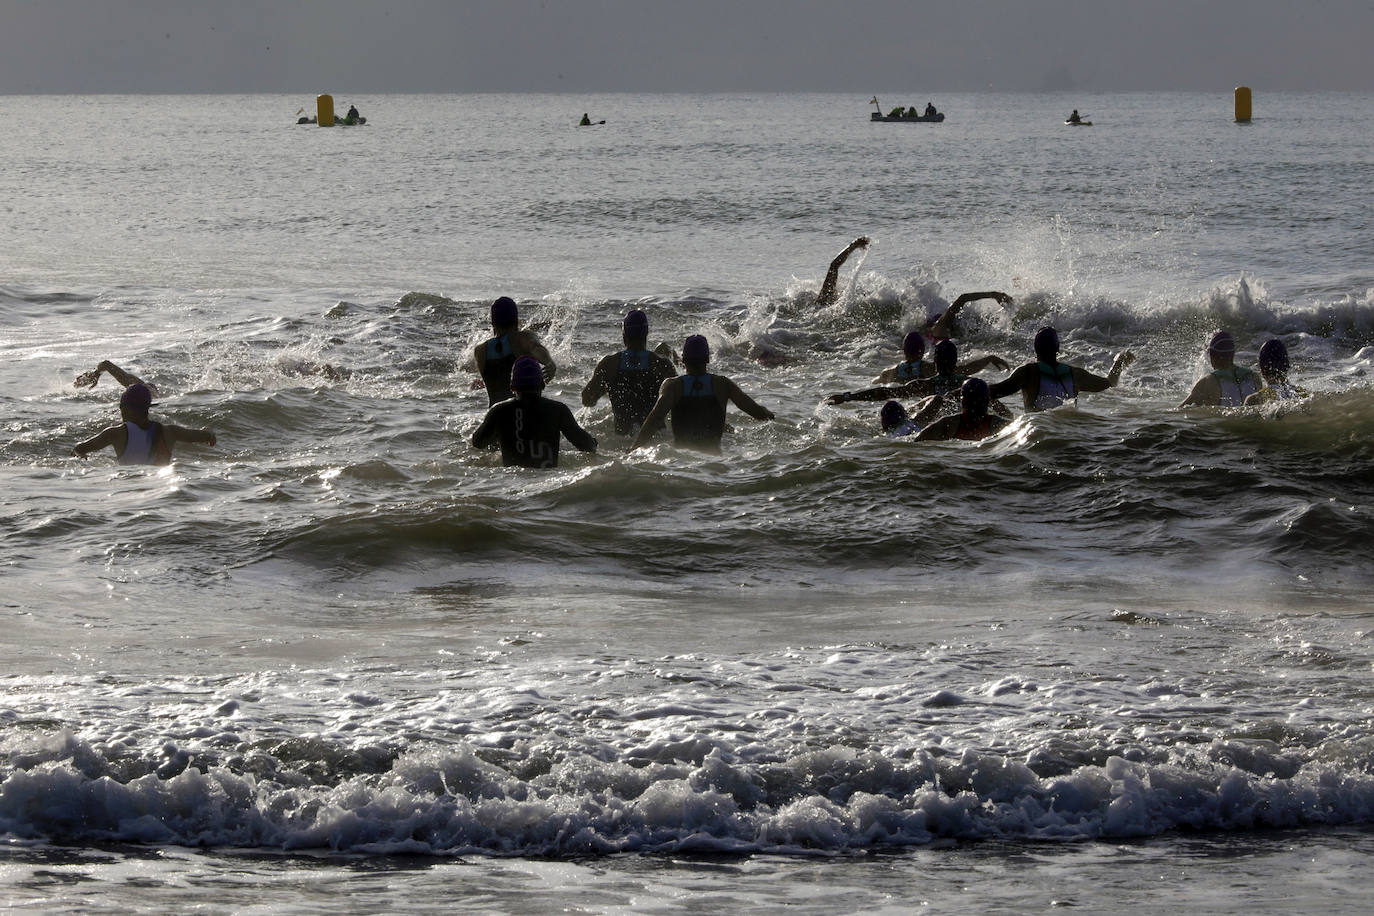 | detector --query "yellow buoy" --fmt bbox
[1234,86,1252,123]
[317,93,335,127]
